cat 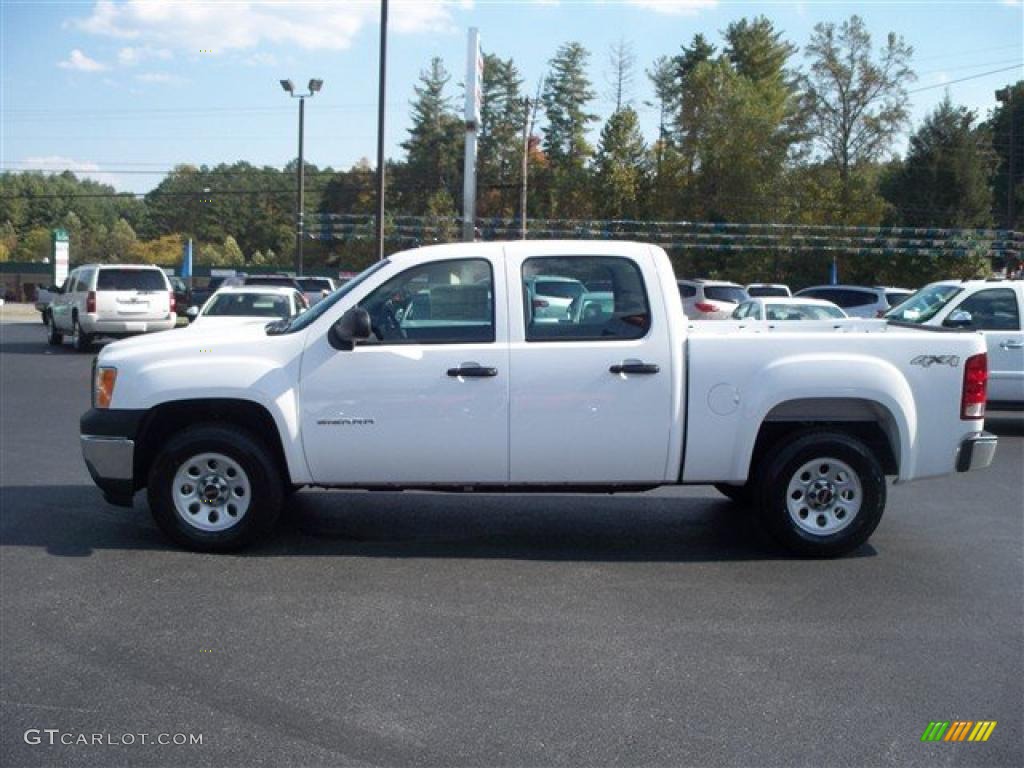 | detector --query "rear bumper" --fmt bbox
[956,431,998,472]
[80,316,176,335]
